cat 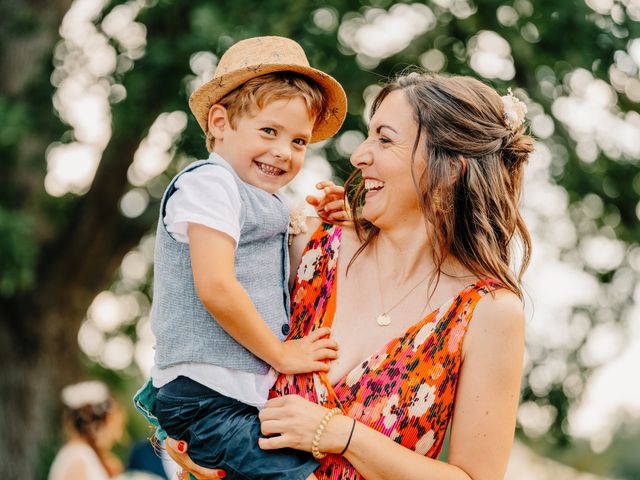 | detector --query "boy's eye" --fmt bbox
[293,138,307,146]
[261,127,276,135]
